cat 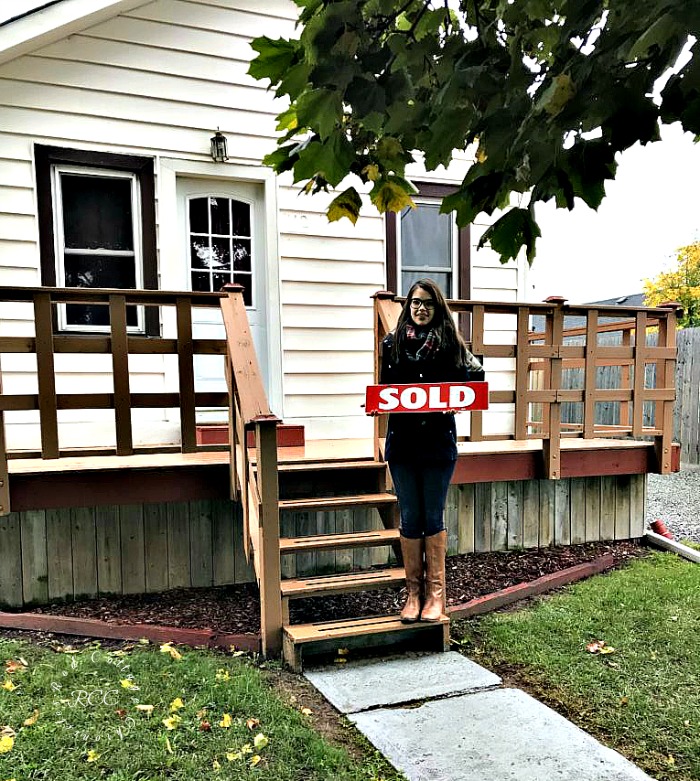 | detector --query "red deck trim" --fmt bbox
[0,611,260,652]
